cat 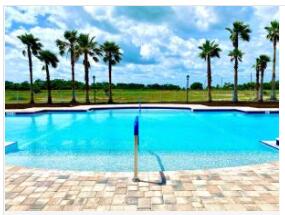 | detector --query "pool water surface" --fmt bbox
[5,108,279,171]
